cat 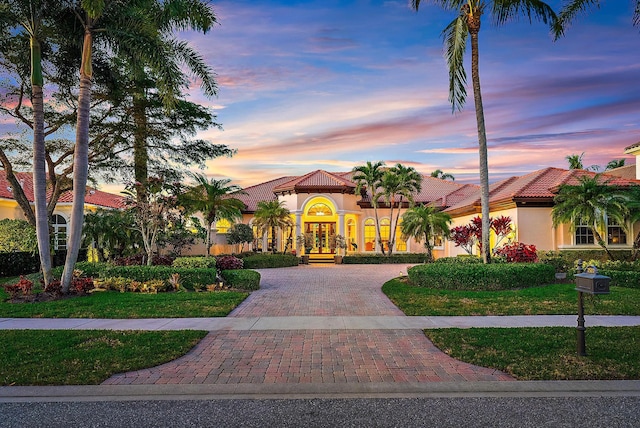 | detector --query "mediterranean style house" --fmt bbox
[0,171,126,251]
[207,144,640,259]
[2,143,639,259]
